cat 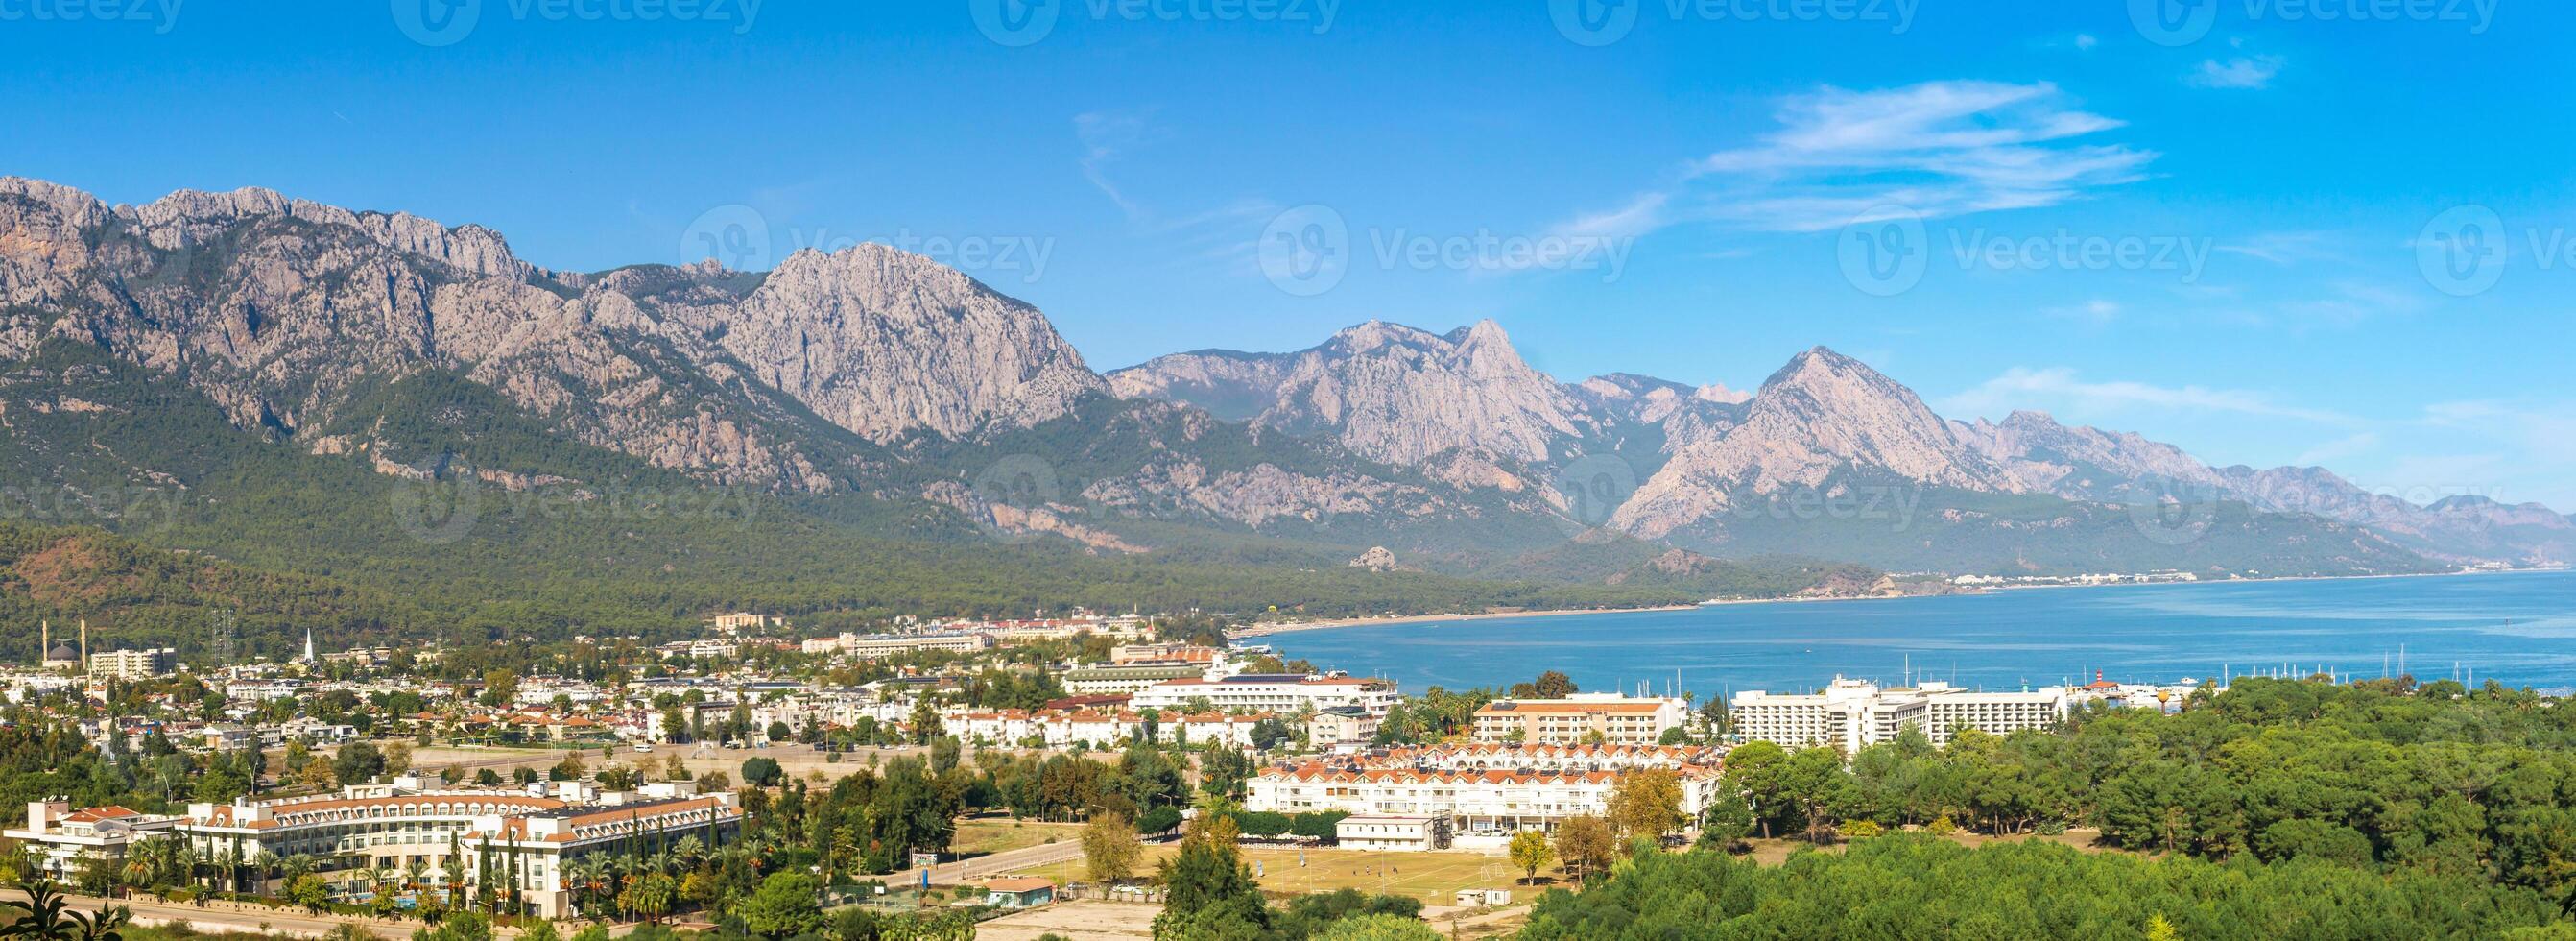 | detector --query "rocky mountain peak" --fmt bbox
[1108,318,1591,470]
